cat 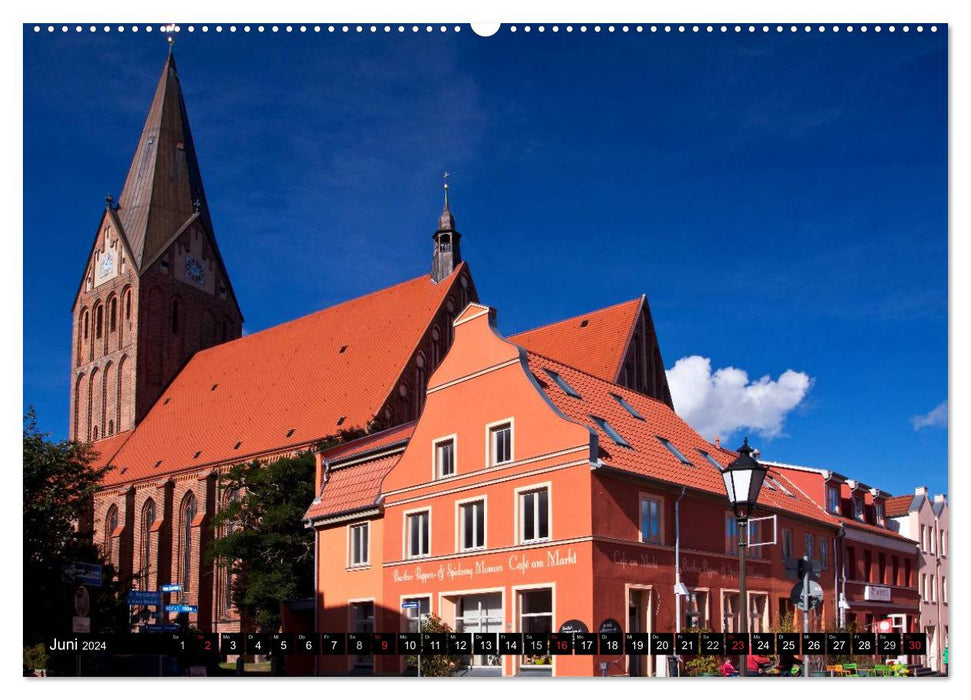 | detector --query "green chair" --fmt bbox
[873,664,891,677]
[842,663,859,677]
[894,663,909,677]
